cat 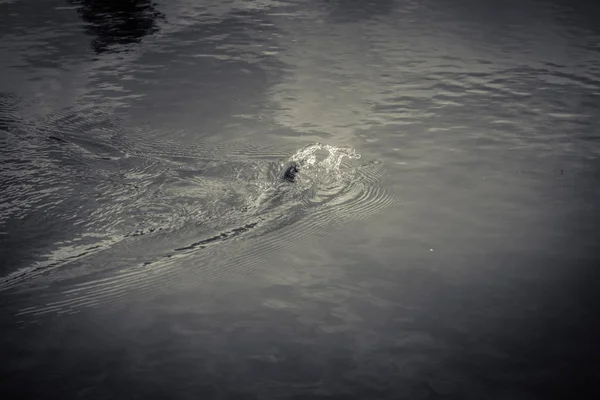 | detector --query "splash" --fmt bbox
[289,143,361,172]
[244,143,362,216]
